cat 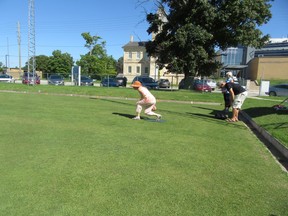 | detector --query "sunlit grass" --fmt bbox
[0,92,287,215]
